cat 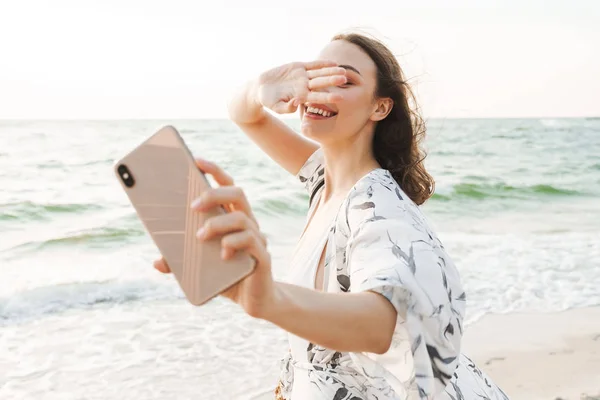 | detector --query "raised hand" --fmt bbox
[257,60,347,114]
